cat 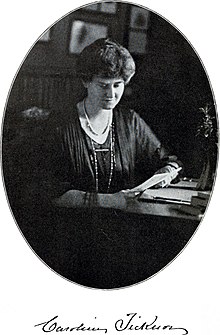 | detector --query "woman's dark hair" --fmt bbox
[76,38,136,84]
